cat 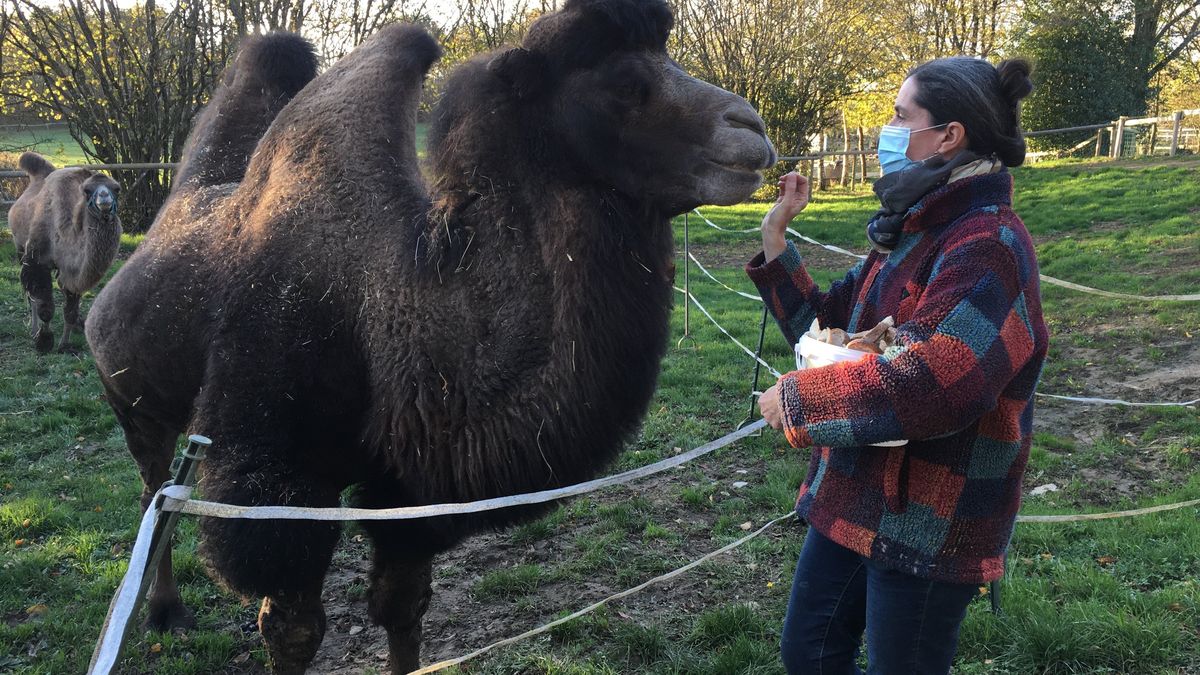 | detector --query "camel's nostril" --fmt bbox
[725,107,766,136]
